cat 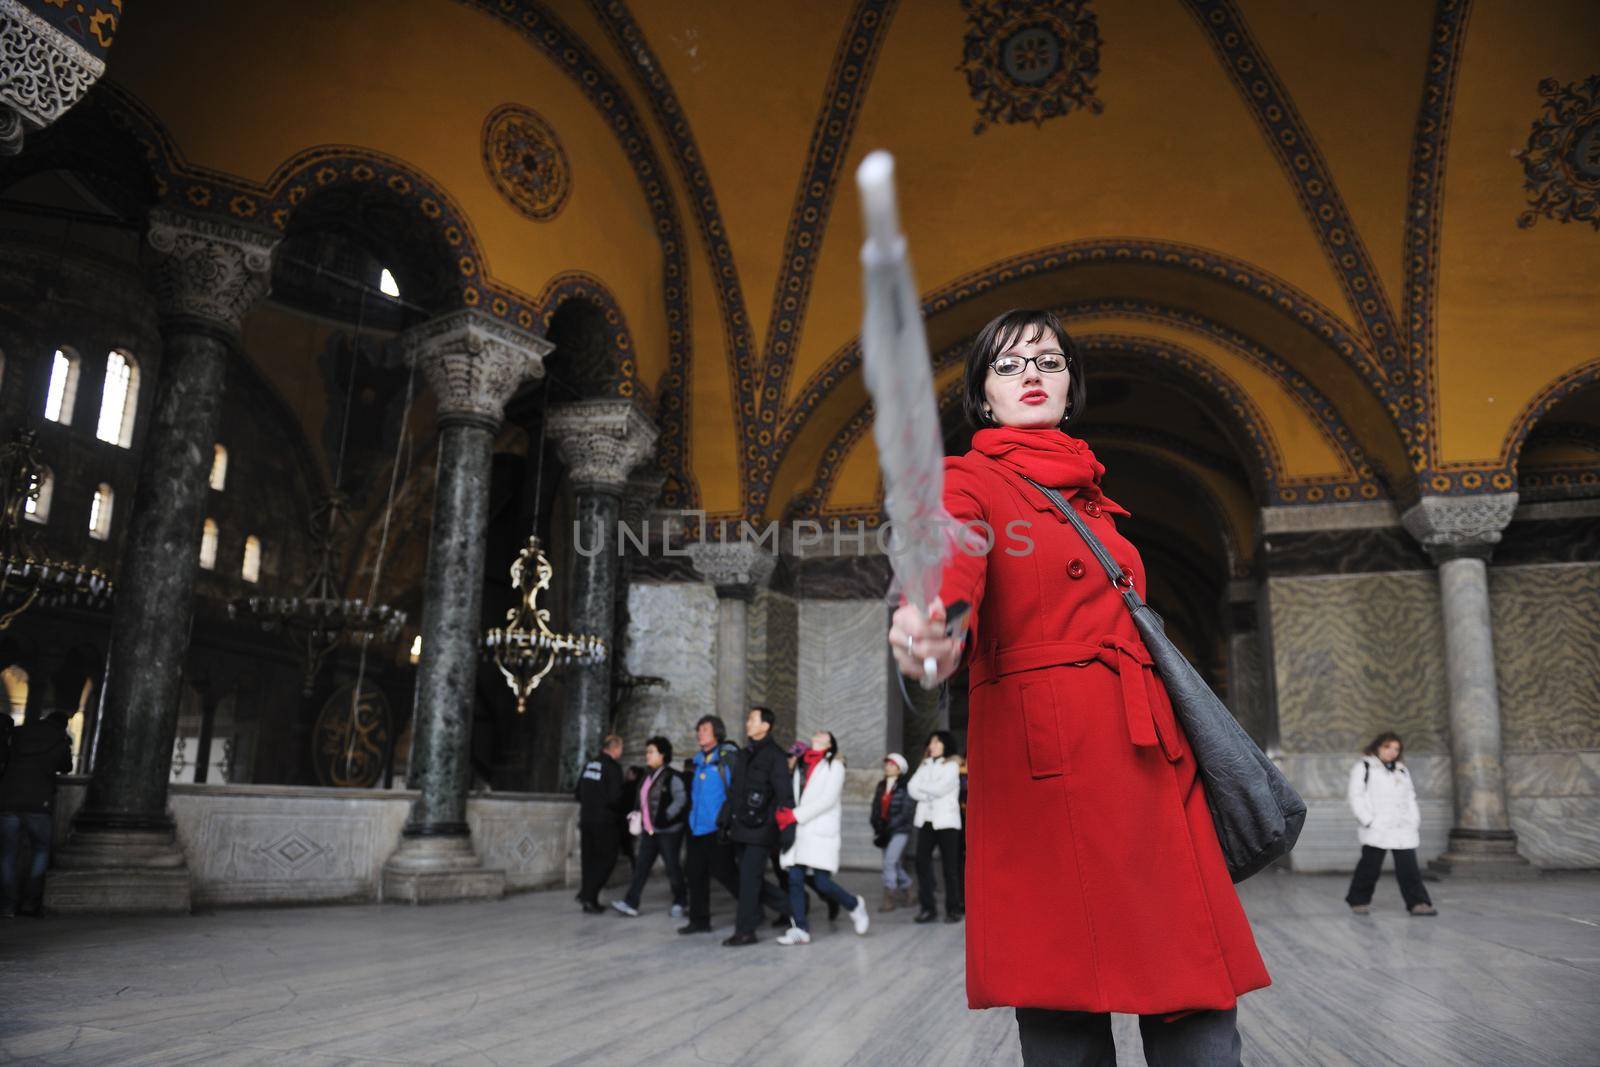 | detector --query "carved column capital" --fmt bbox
[687,541,778,599]
[621,466,667,531]
[0,0,108,156]
[546,399,658,494]
[144,209,279,337]
[403,309,550,429]
[1401,493,1519,564]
